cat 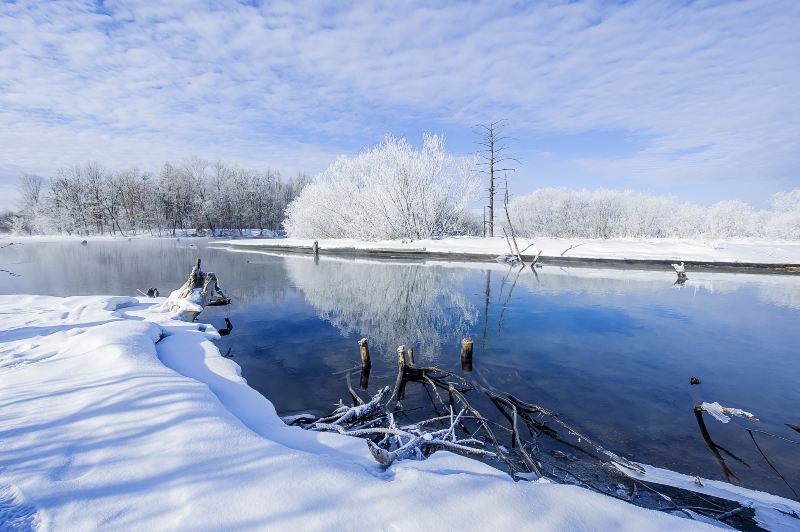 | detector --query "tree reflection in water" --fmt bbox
[285,256,478,361]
